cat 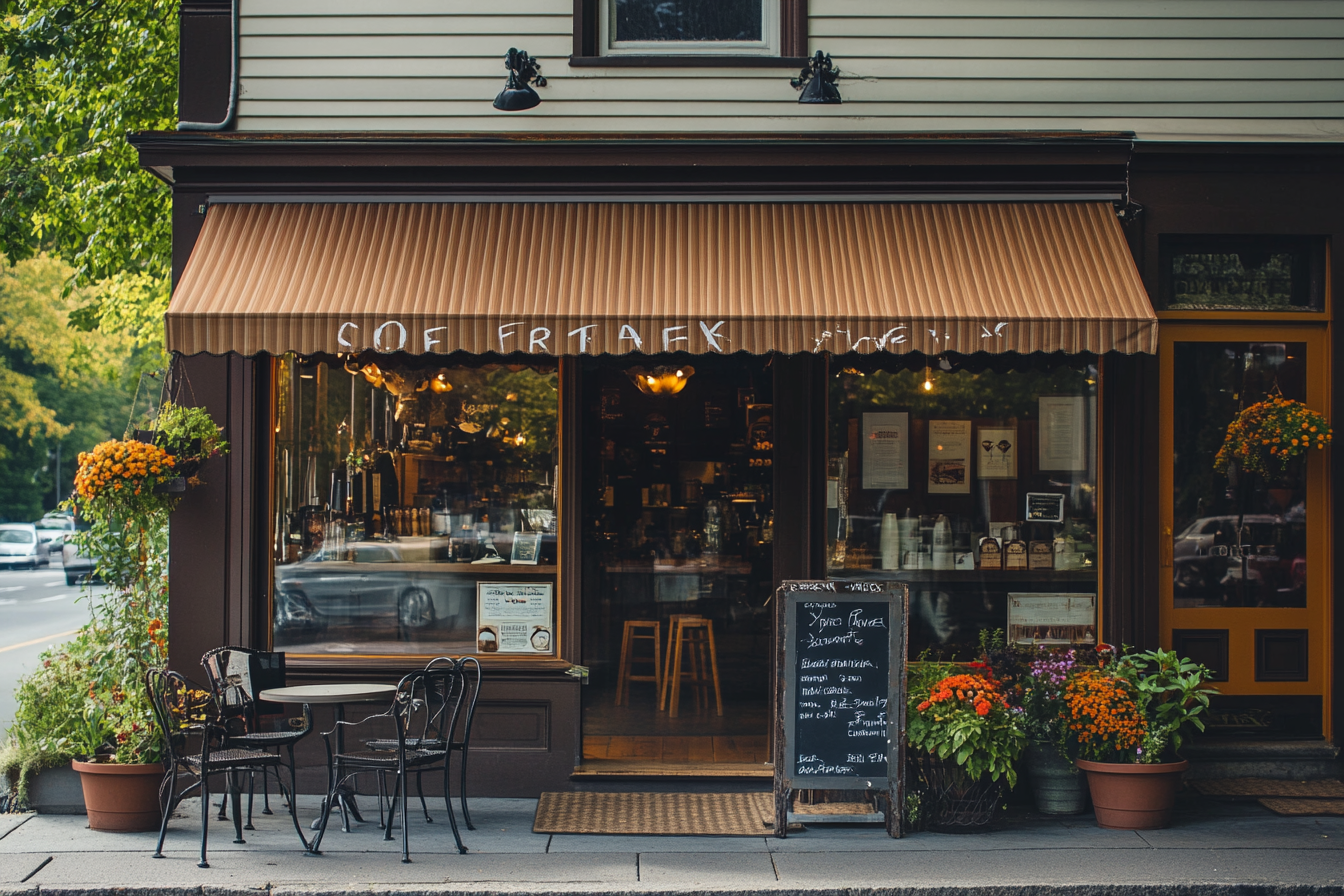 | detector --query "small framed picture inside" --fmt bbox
[510,531,542,565]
